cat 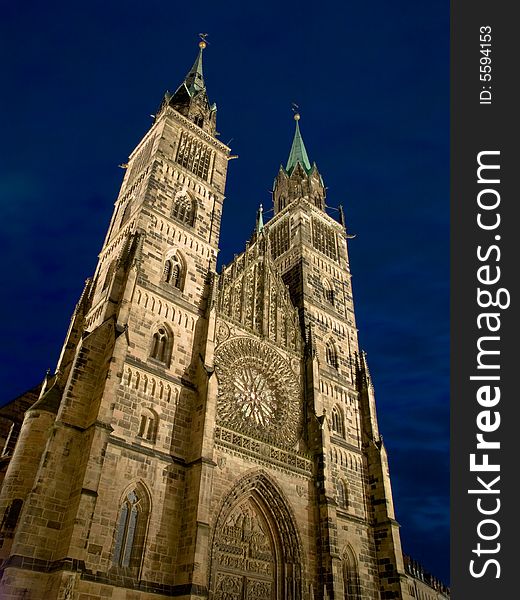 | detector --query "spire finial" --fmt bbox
[198,33,208,49]
[291,102,300,121]
[256,203,265,234]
